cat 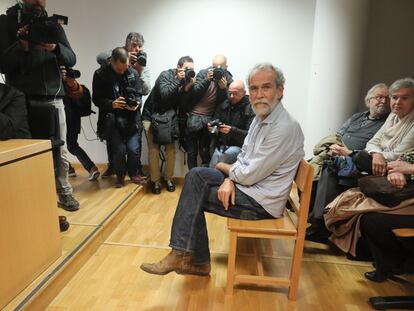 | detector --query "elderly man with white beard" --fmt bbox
[140,63,304,276]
